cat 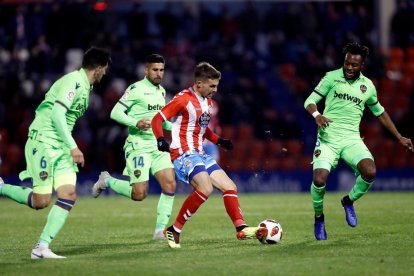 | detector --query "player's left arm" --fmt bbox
[204,127,233,150]
[368,87,413,152]
[377,111,413,152]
